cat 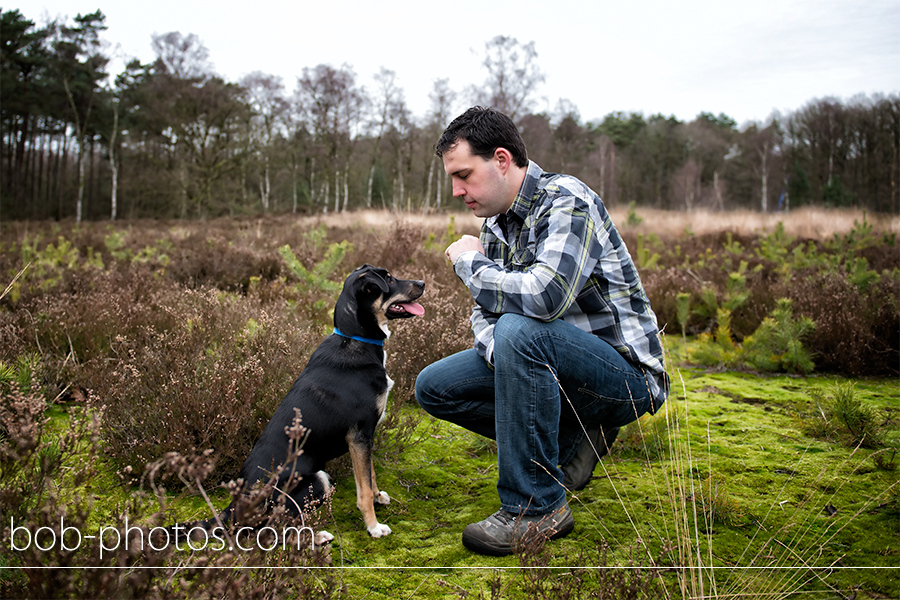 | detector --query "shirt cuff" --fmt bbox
[452,250,482,282]
[485,339,495,366]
